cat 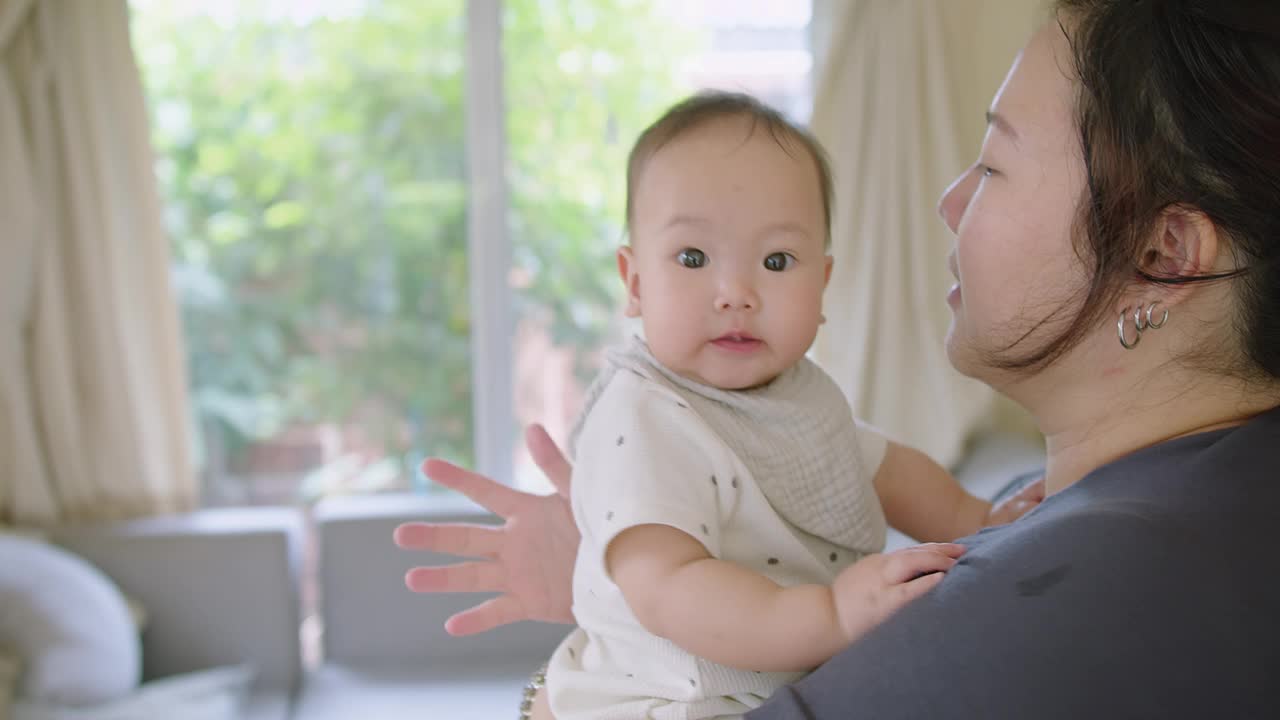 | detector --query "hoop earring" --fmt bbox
[1118,306,1142,349]
[1118,302,1171,350]
[1145,302,1169,329]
